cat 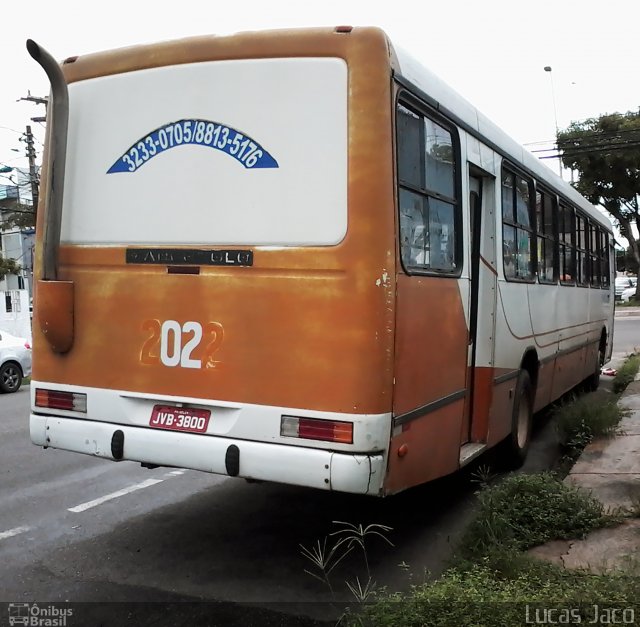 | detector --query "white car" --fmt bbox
[615,276,635,300]
[0,330,32,393]
[621,284,638,303]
